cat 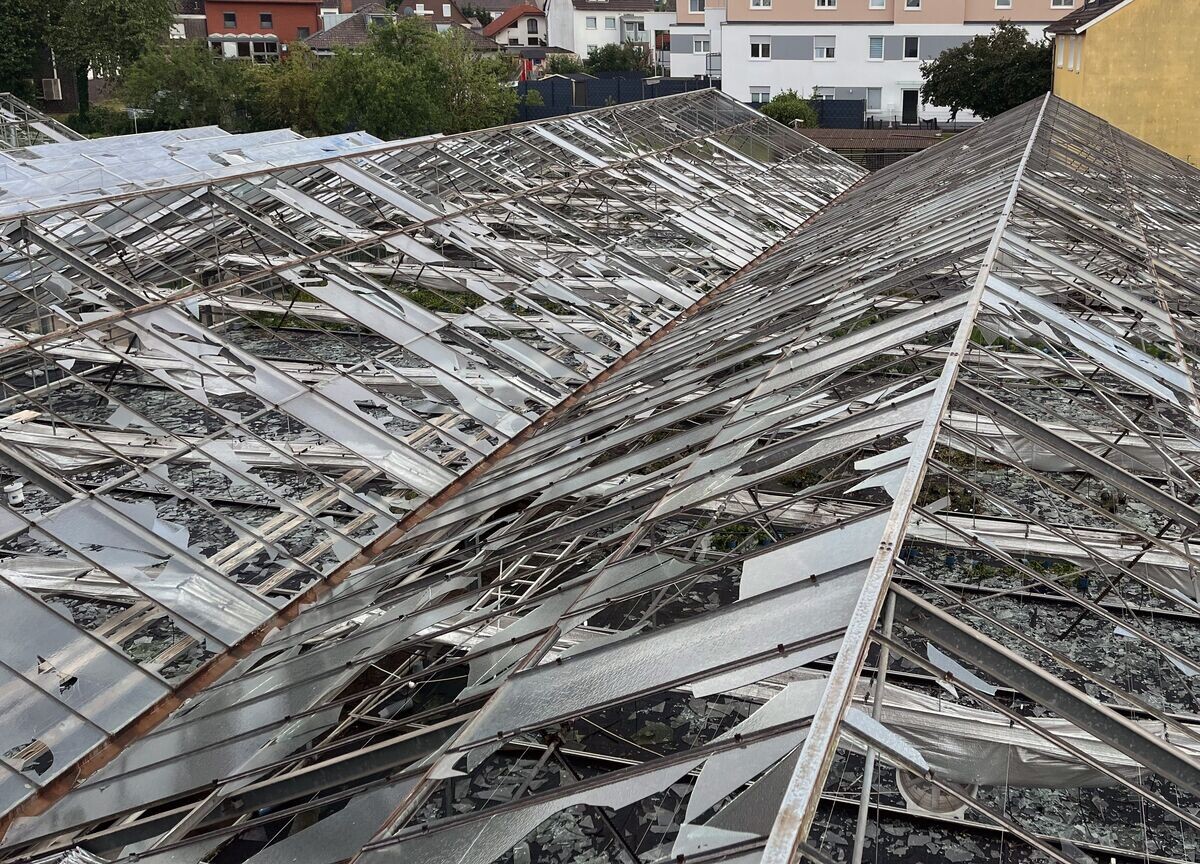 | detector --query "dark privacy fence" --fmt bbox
[516,76,718,121]
[810,99,866,130]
